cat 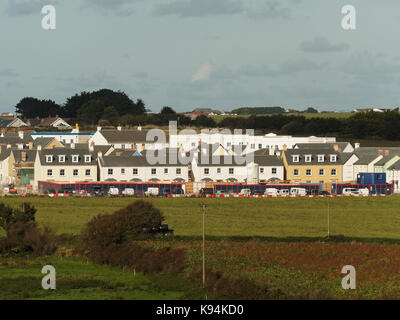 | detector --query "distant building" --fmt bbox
[0,118,28,128]
[26,116,72,129]
[192,108,221,115]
